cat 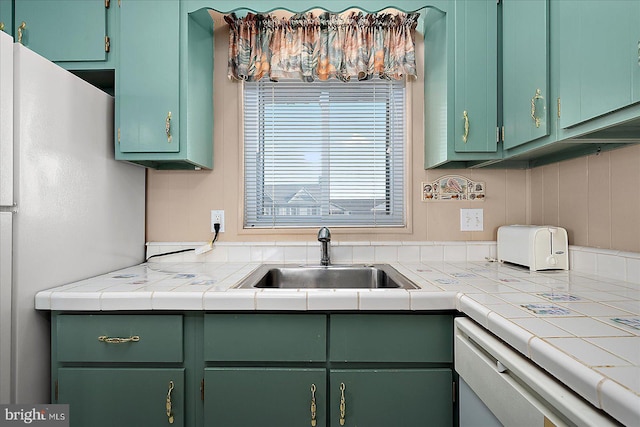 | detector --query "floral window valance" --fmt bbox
[225,10,419,82]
